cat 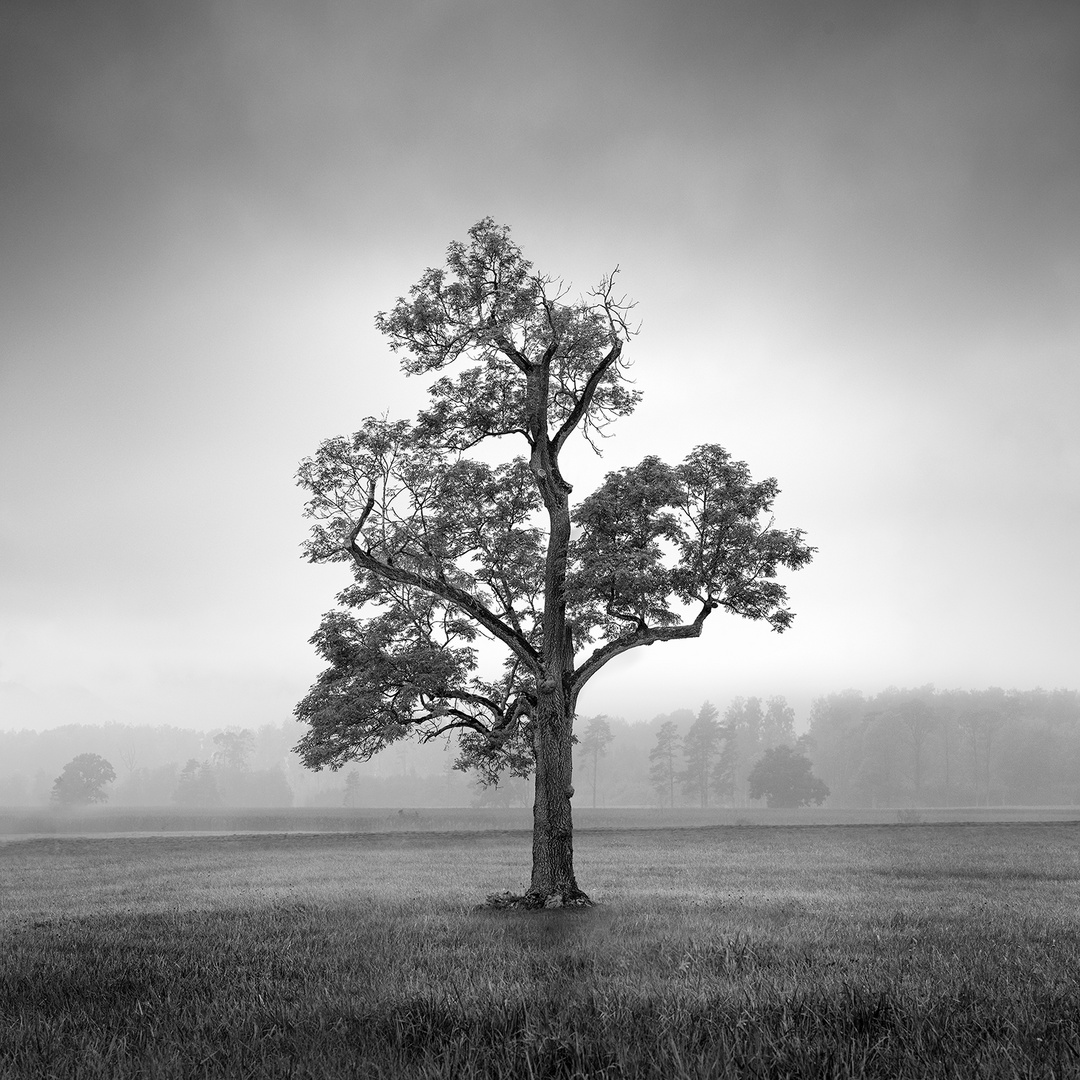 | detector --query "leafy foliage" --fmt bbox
[571,449,812,640]
[748,745,830,808]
